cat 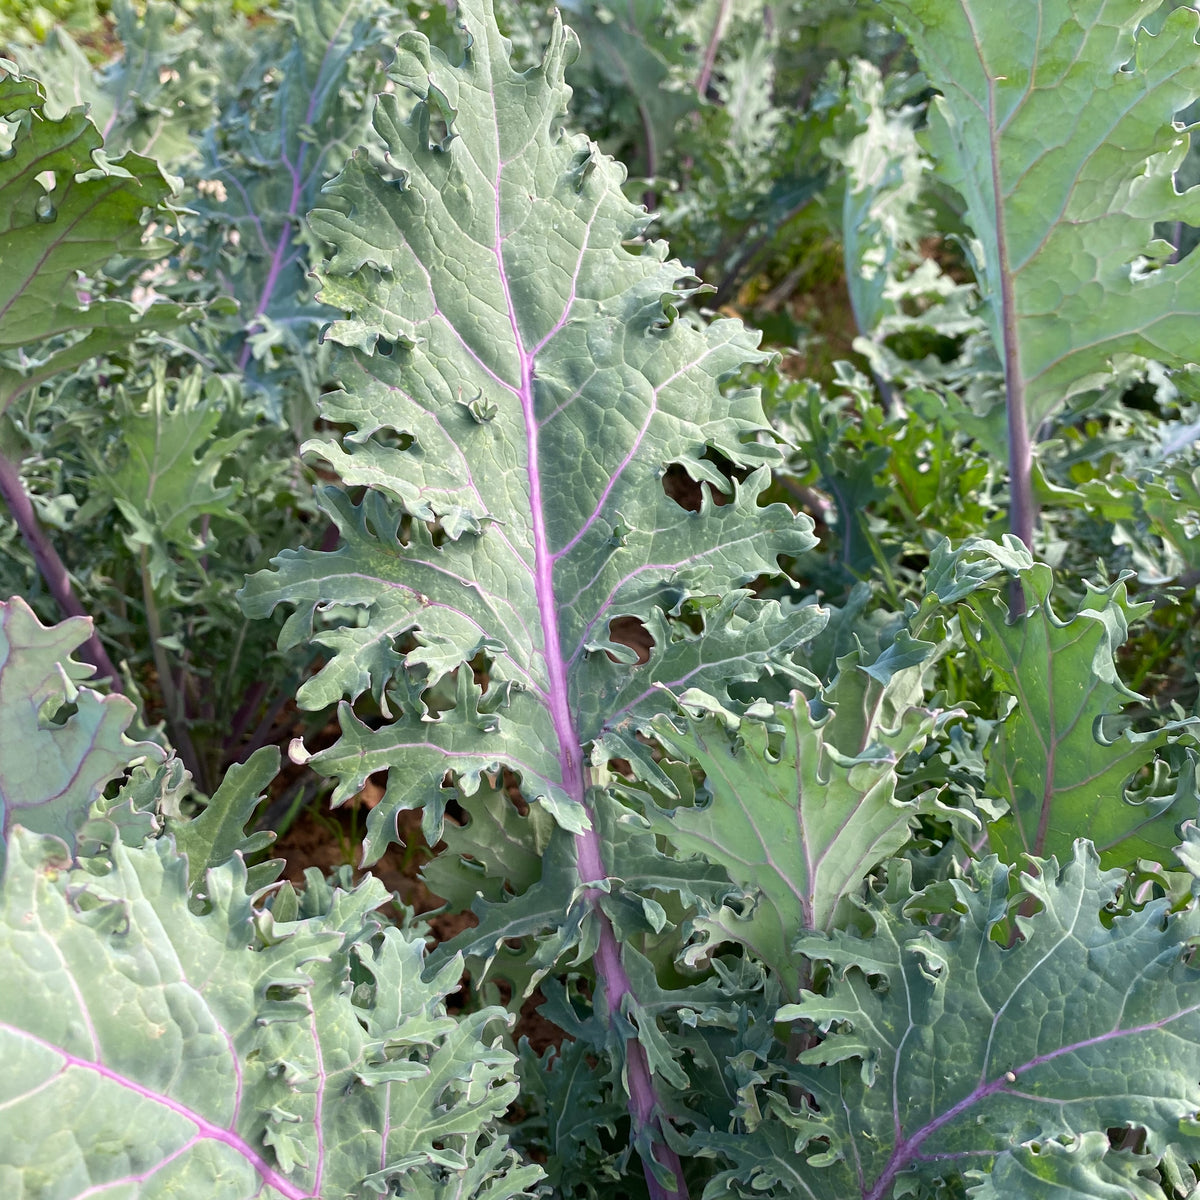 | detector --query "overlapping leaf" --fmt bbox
[189,0,394,387]
[92,364,253,589]
[962,561,1197,867]
[420,777,555,909]
[429,787,731,1004]
[0,596,165,873]
[711,845,1200,1199]
[514,1038,631,1197]
[0,64,188,411]
[241,0,816,862]
[169,745,281,893]
[0,829,540,1200]
[558,0,701,180]
[824,59,935,342]
[636,664,939,997]
[11,0,219,165]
